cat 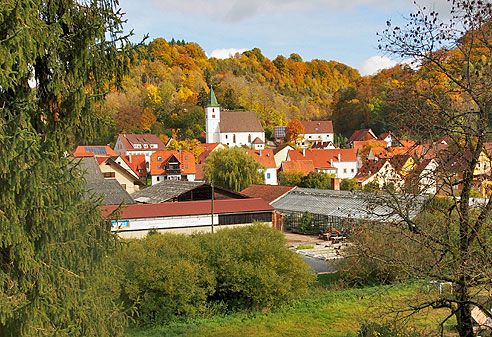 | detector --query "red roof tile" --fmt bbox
[200,143,222,152]
[352,140,386,152]
[348,129,377,143]
[354,159,389,182]
[301,121,333,134]
[150,150,196,175]
[288,149,357,169]
[121,154,147,177]
[281,160,315,176]
[117,134,166,152]
[101,198,274,219]
[240,185,295,204]
[246,149,276,168]
[73,145,118,157]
